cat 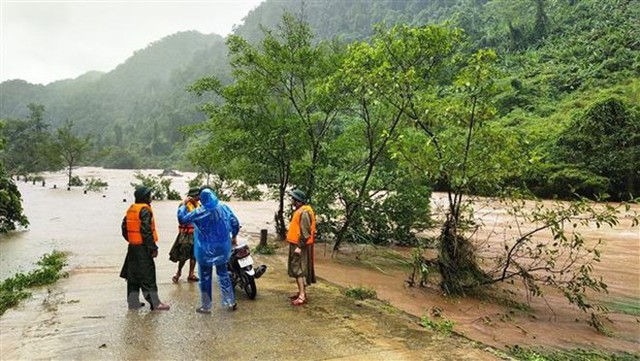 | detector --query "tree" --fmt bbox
[53,120,91,188]
[553,97,640,200]
[0,121,29,233]
[1,103,59,176]
[399,49,520,294]
[189,13,341,239]
[324,24,458,251]
[183,127,246,201]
